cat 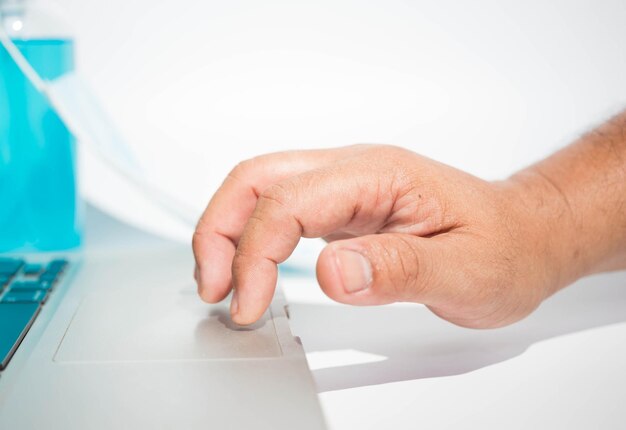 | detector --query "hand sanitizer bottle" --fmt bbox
[0,0,81,251]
